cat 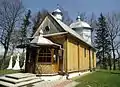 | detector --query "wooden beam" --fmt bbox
[66,37,68,73]
[63,36,68,73]
[35,48,40,74]
[89,48,92,71]
[78,44,80,72]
